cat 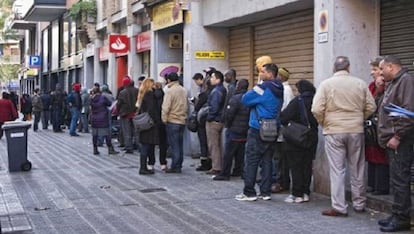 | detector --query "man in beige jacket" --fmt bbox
[162,72,188,173]
[312,56,376,217]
